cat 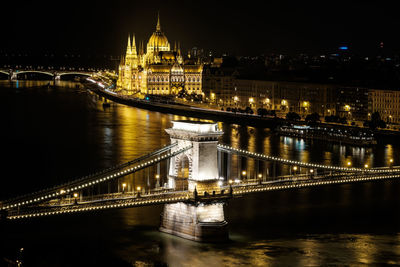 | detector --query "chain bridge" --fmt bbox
[1,121,399,242]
